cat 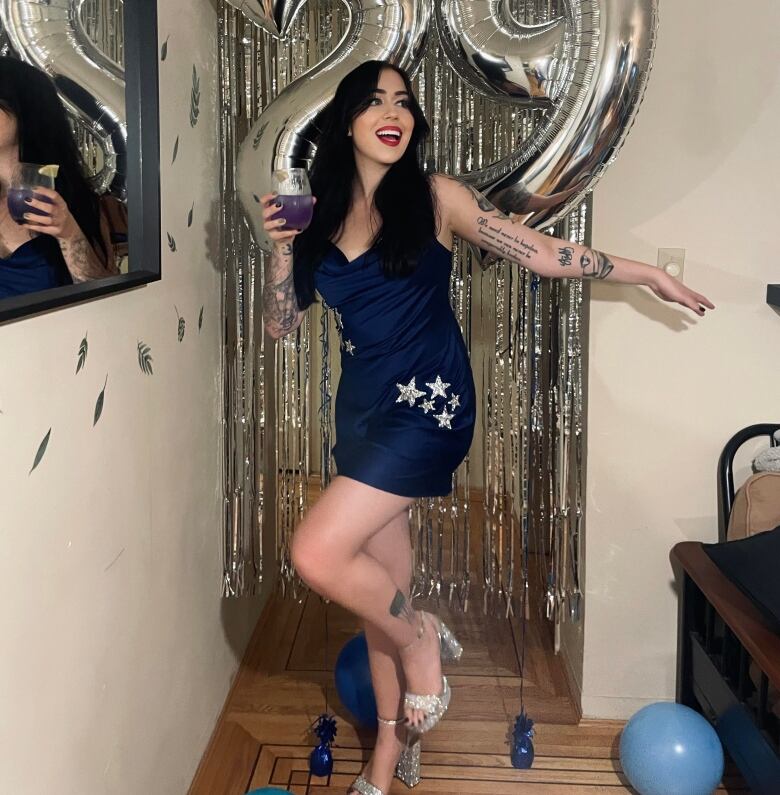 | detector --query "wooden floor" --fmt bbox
[189,580,747,794]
